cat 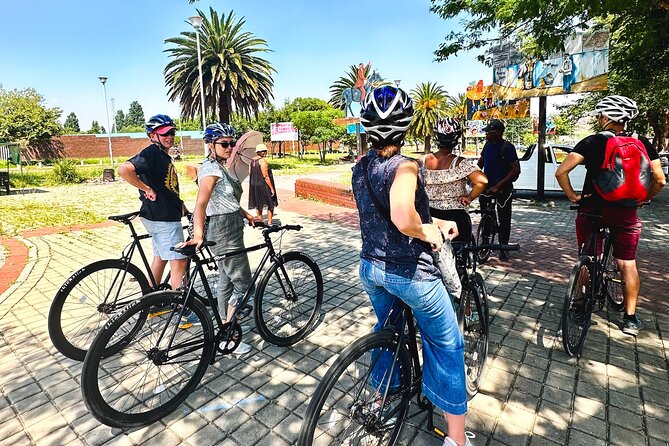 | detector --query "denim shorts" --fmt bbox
[359,258,467,415]
[140,218,185,261]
